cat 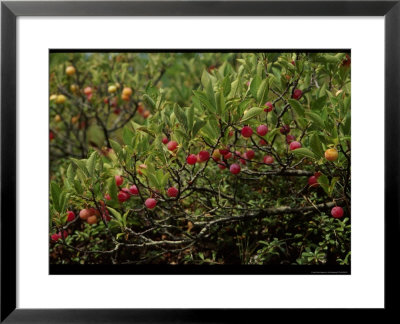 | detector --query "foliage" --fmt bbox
[49,52,351,265]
